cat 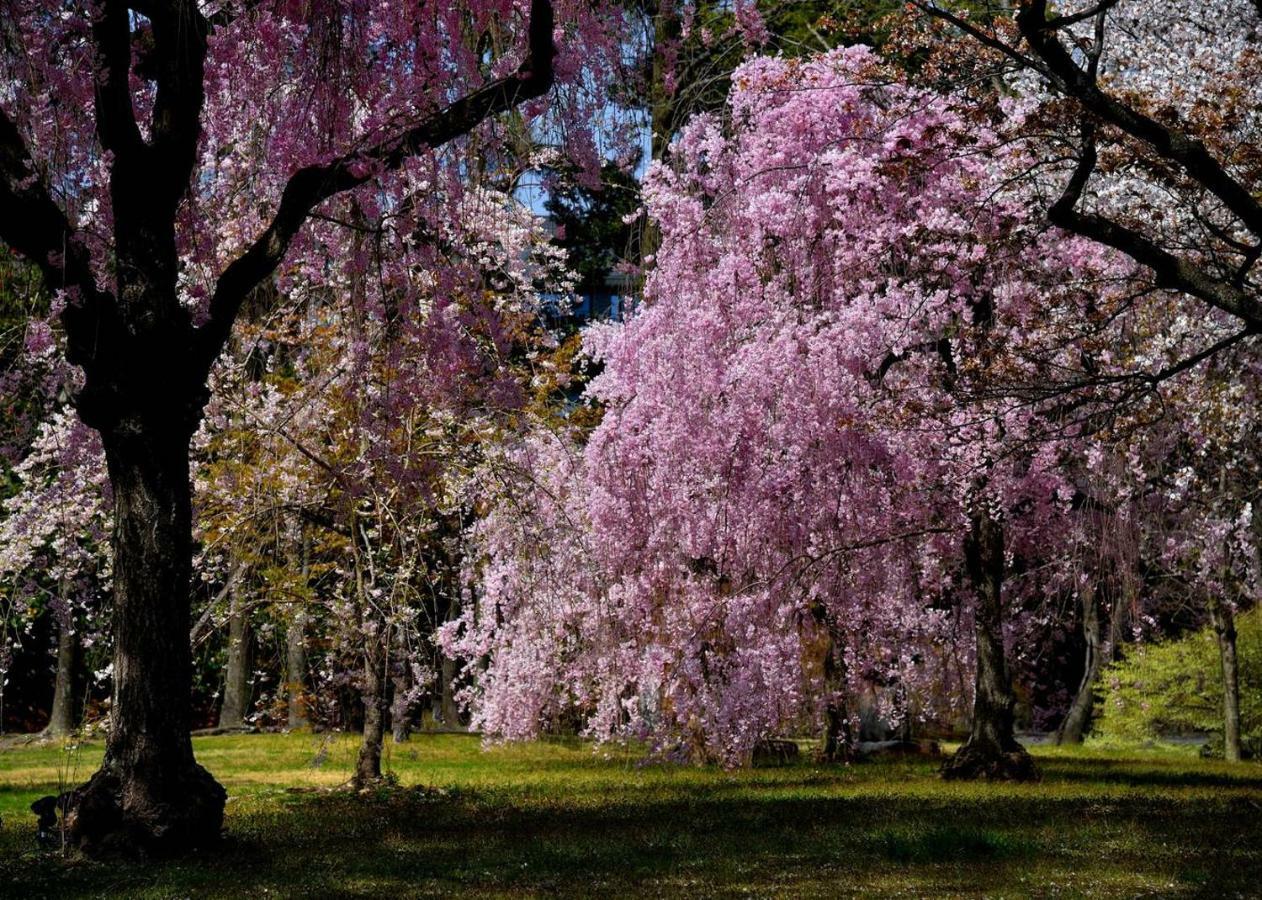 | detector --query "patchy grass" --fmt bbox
[1,732,1260,897]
